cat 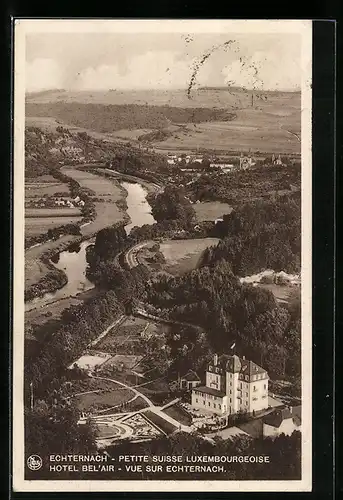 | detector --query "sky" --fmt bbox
[25,32,301,93]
